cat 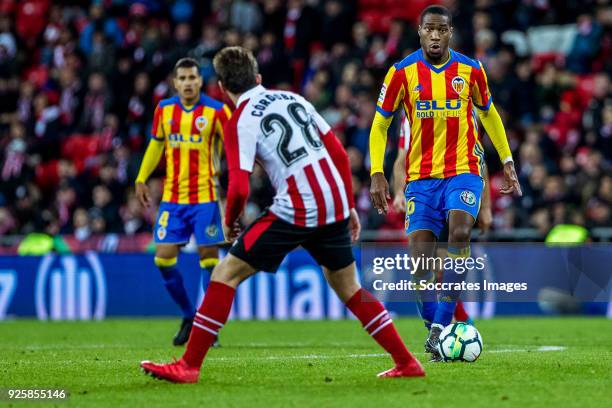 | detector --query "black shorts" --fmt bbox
[229,210,355,272]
